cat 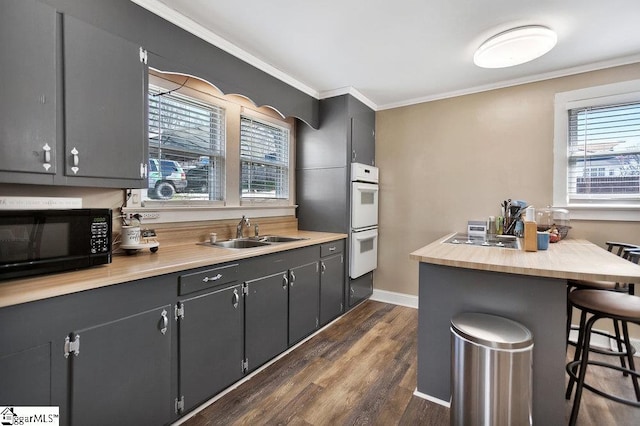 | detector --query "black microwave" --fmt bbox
[0,208,112,281]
